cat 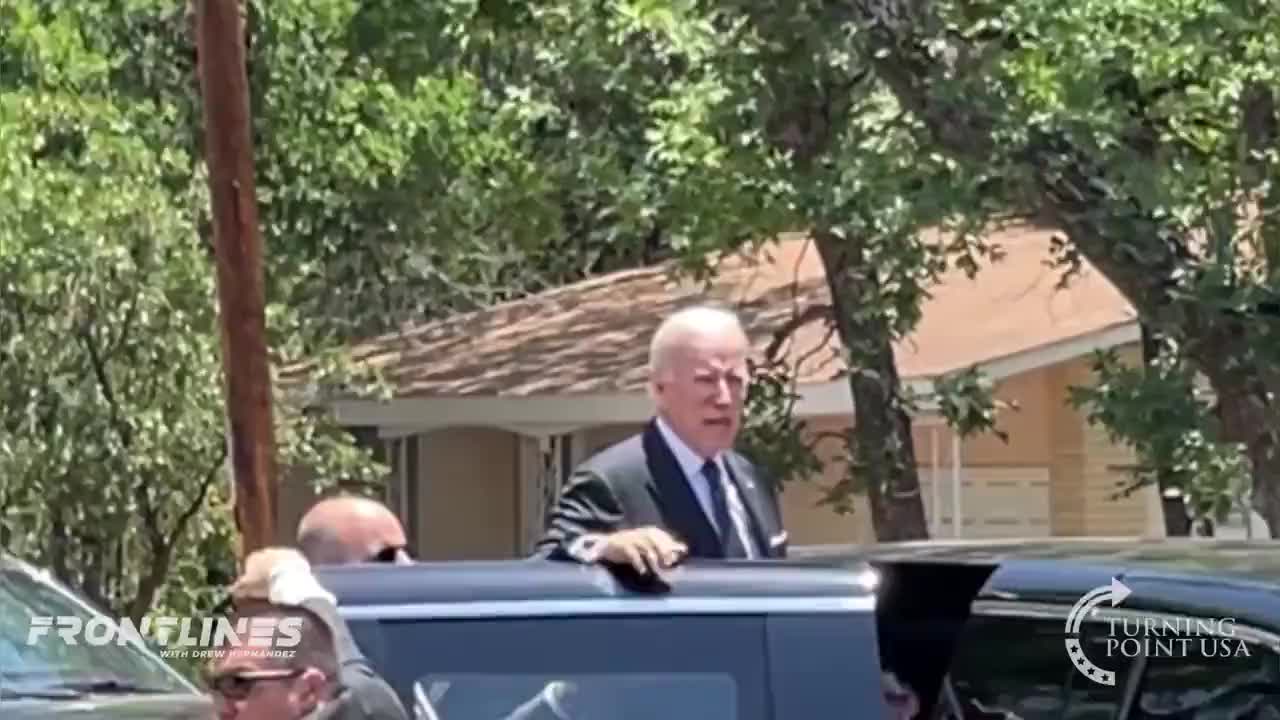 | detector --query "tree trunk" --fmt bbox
[1198,359,1280,538]
[814,230,930,540]
[1141,323,1192,536]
